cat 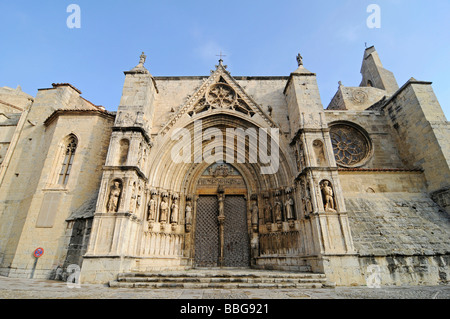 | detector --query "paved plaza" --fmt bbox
[0,275,449,299]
